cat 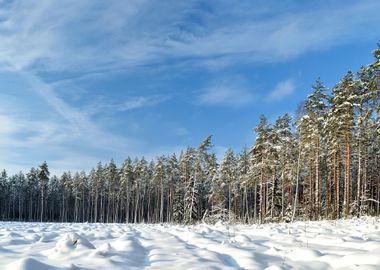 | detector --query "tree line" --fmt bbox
[0,44,379,224]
